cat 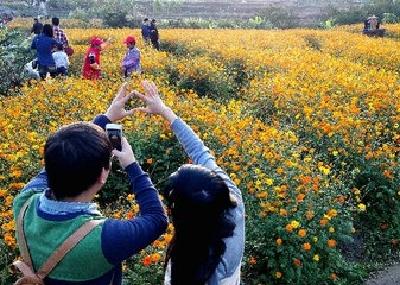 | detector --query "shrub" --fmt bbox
[0,27,34,96]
